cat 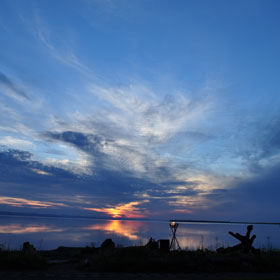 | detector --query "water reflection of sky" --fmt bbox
[0,224,63,234]
[0,216,279,250]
